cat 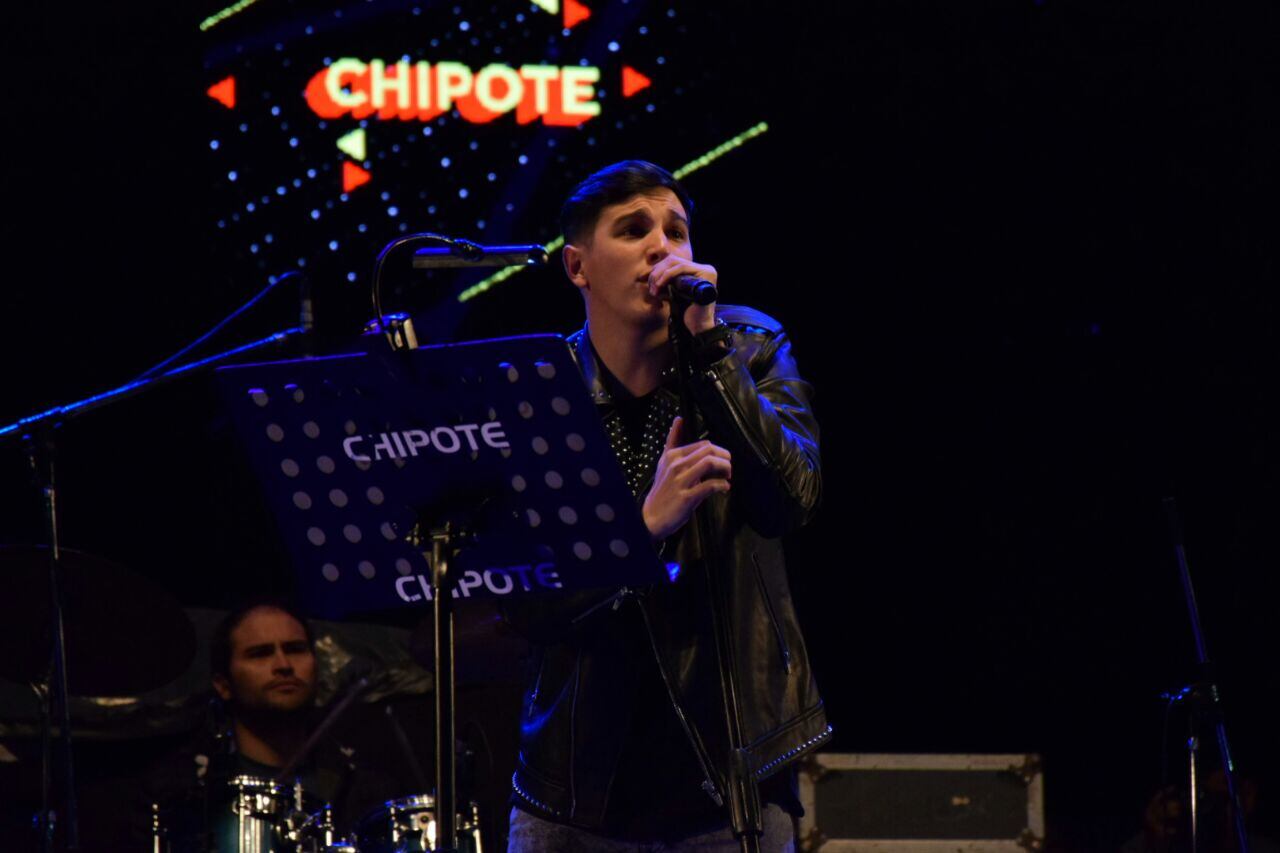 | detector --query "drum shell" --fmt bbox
[152,774,334,853]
